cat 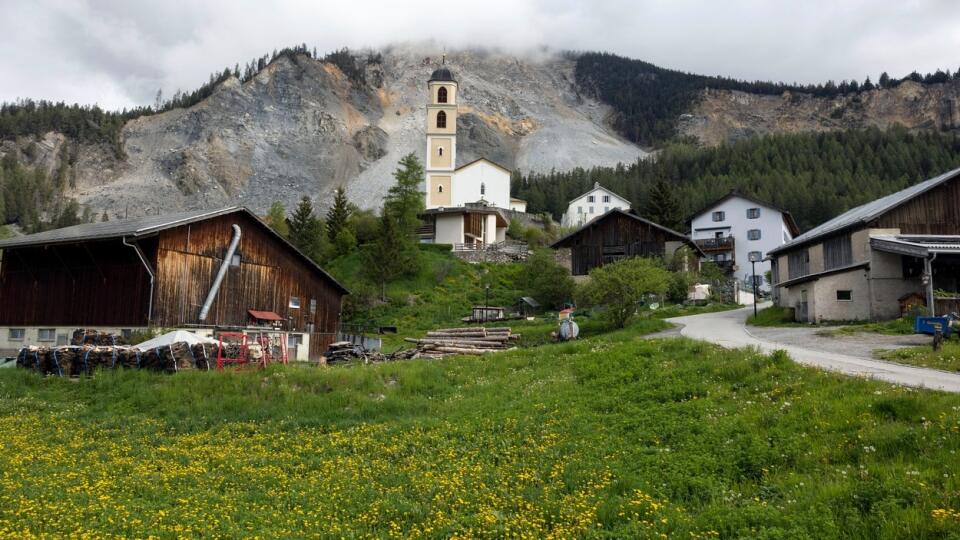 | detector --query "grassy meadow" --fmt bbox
[877,341,960,373]
[1,324,960,538]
